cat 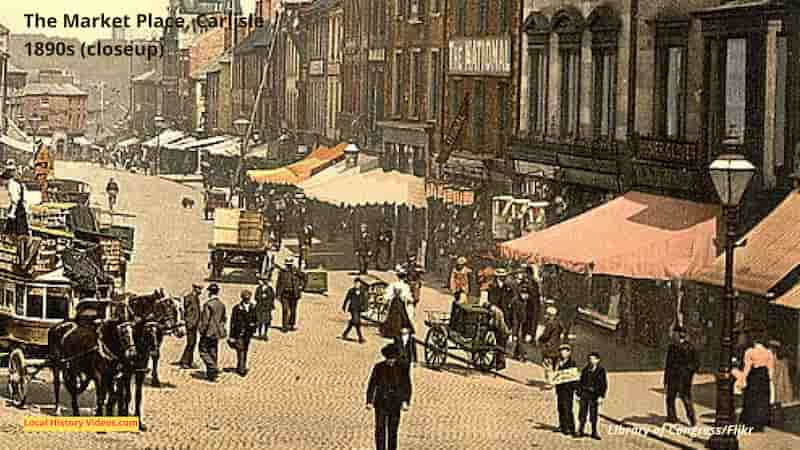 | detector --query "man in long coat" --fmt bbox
[341,277,368,342]
[367,344,412,450]
[276,257,306,332]
[355,223,373,275]
[254,276,275,339]
[179,283,203,369]
[198,283,226,381]
[664,326,698,426]
[230,290,258,376]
